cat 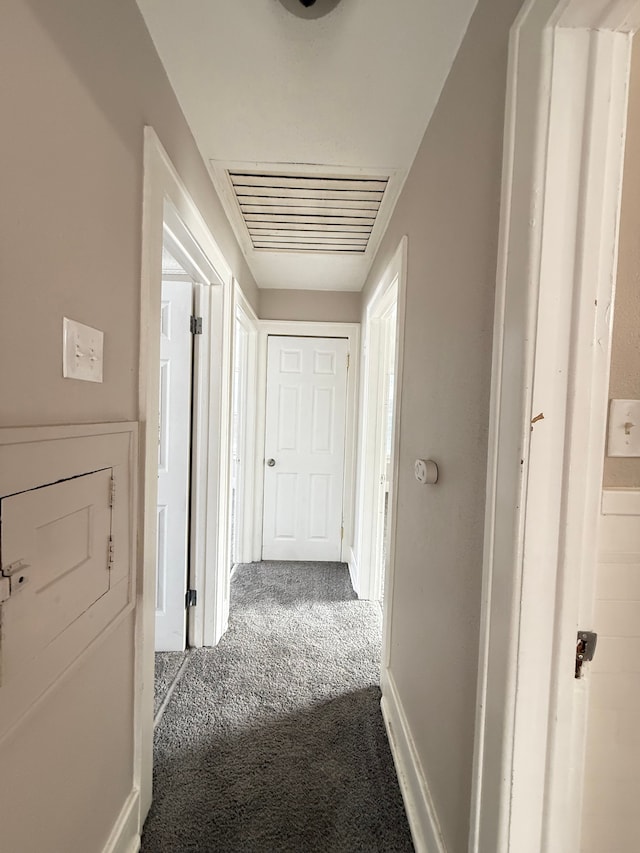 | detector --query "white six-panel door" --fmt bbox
[156,280,193,651]
[262,336,348,561]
